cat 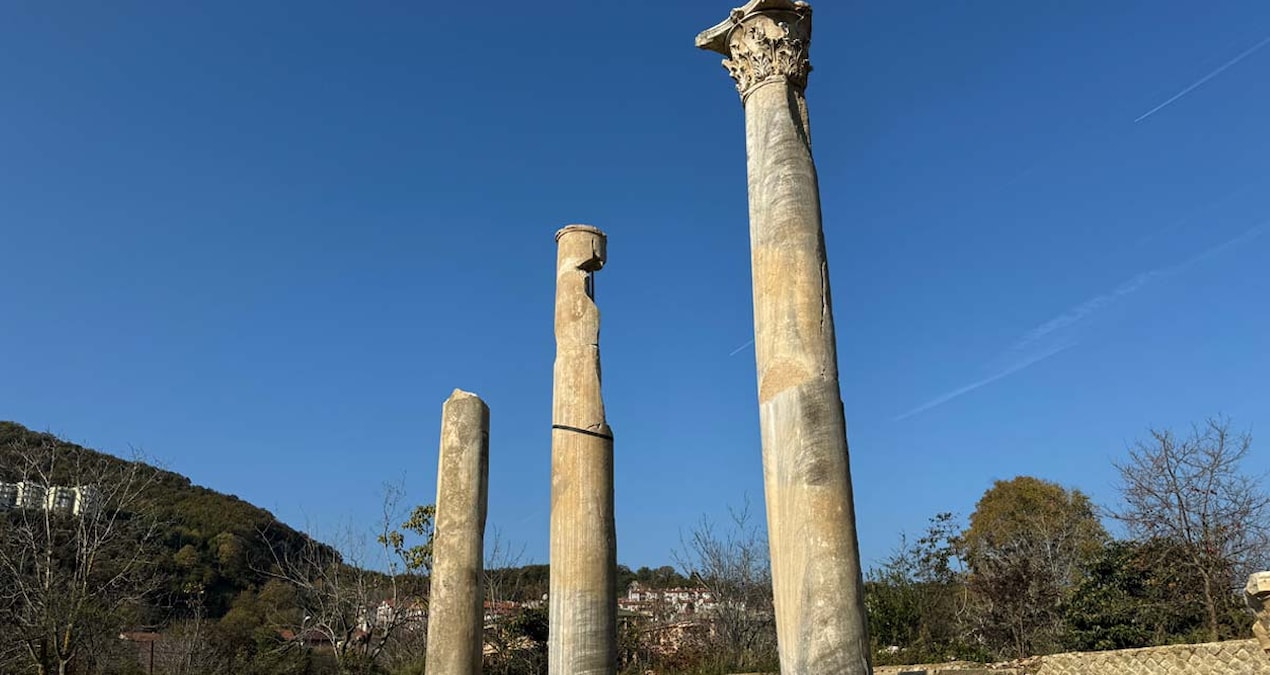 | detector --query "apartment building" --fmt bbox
[0,481,101,516]
[16,482,46,510]
[0,482,16,510]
